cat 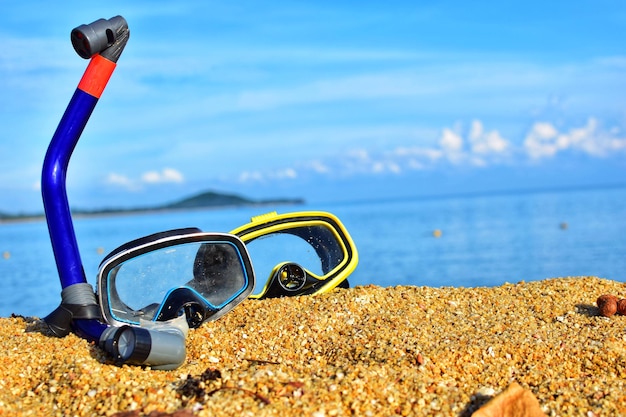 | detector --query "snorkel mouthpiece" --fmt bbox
[100,315,189,371]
